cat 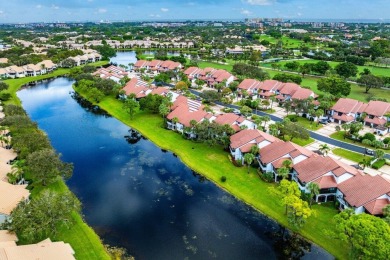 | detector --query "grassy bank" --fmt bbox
[77,89,348,259]
[4,62,111,260]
